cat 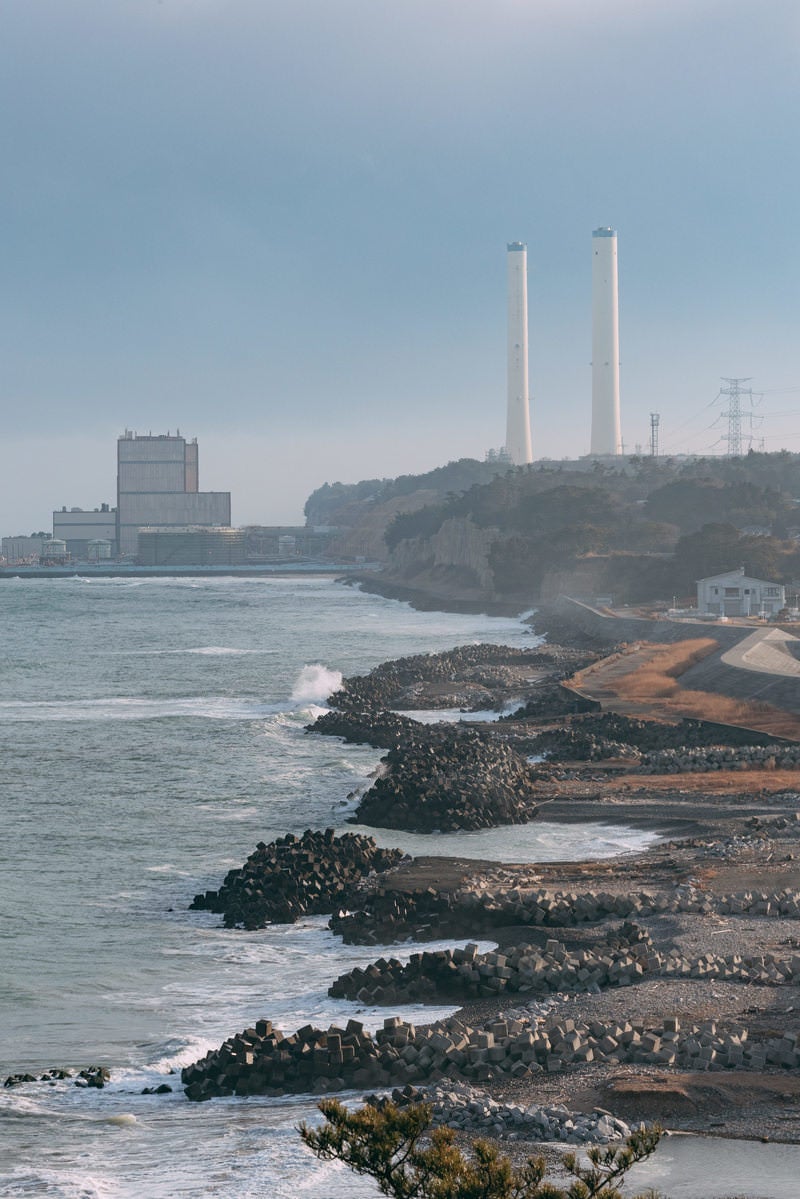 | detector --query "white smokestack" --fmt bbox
[506,241,533,465]
[591,226,622,456]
